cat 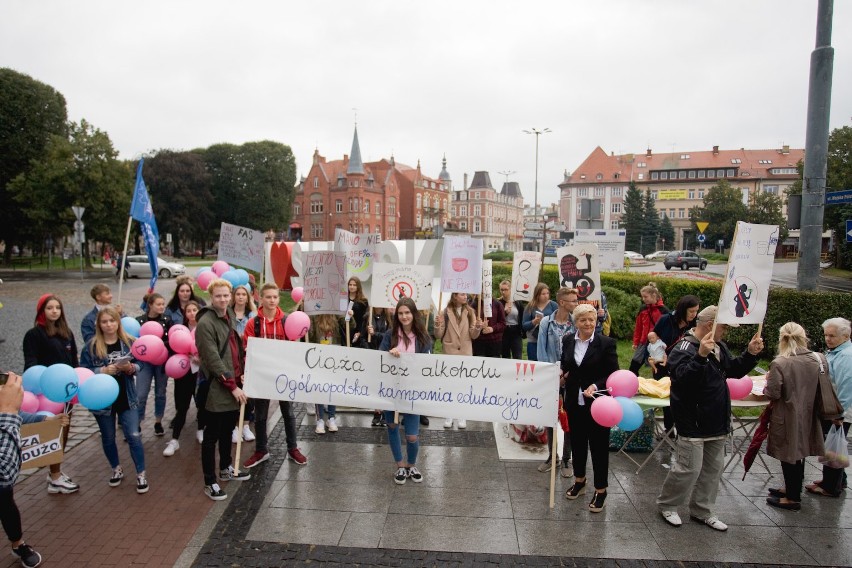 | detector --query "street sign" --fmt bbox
[73,220,84,232]
[71,206,85,221]
[826,190,852,205]
[847,220,852,243]
[524,222,543,230]
[523,230,543,239]
[696,221,709,234]
[697,234,706,243]
[544,247,556,256]
[549,238,567,247]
